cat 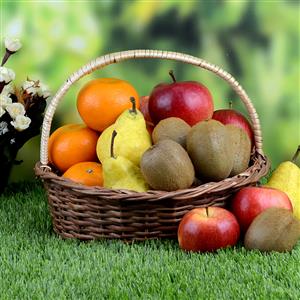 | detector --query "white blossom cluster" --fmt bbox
[0,37,50,135]
[4,37,22,53]
[22,79,51,99]
[0,66,15,83]
[0,95,31,133]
